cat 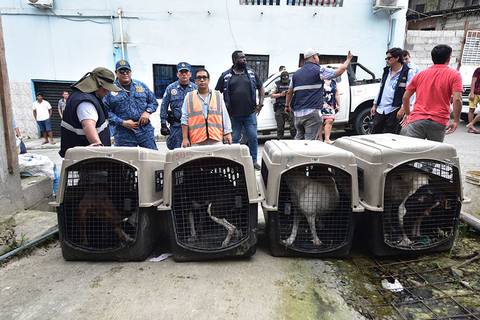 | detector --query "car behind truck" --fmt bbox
[258,62,381,135]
